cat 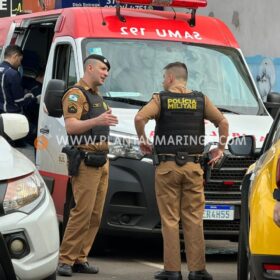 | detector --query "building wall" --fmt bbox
[23,0,55,13]
[199,0,280,100]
